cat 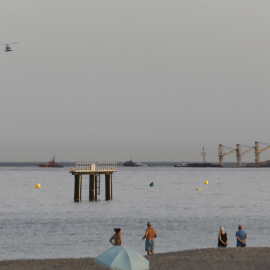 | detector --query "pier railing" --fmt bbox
[71,162,117,172]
